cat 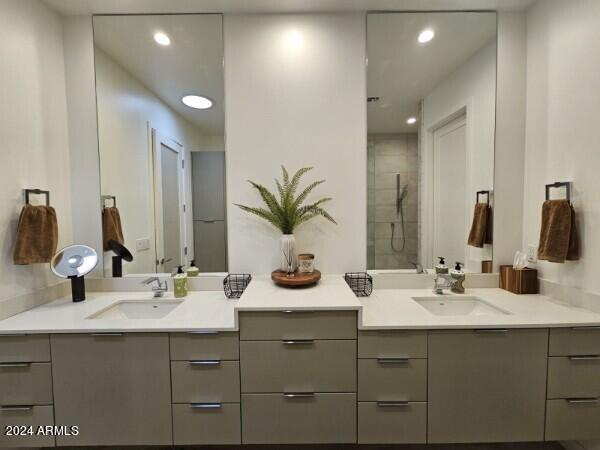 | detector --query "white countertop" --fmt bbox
[1,278,599,333]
